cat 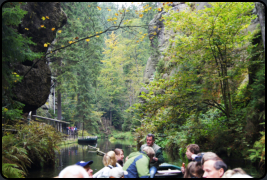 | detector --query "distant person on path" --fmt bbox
[93,151,117,178]
[71,126,74,135]
[139,133,164,178]
[58,165,90,178]
[114,148,124,168]
[123,147,155,178]
[67,126,70,135]
[181,144,201,174]
[76,160,94,178]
